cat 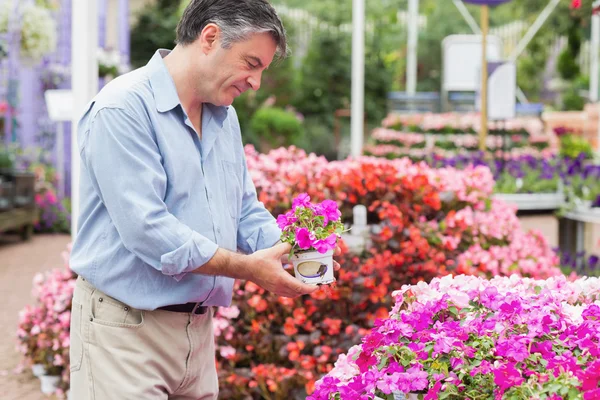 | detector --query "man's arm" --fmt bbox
[236,151,282,254]
[82,106,219,279]
[195,242,317,298]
